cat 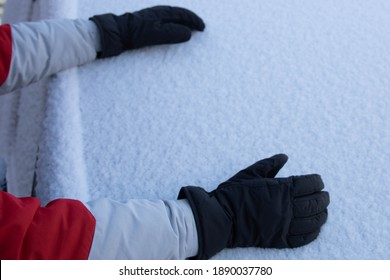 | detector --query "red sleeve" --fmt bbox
[0,191,96,260]
[0,24,12,86]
